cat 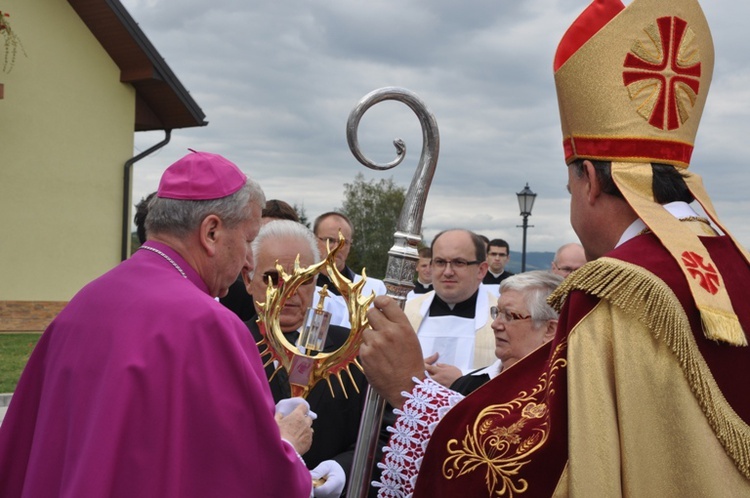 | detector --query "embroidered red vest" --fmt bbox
[413,232,750,497]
